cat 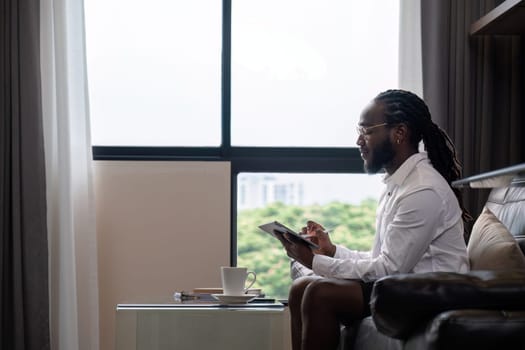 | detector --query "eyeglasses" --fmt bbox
[356,122,388,137]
